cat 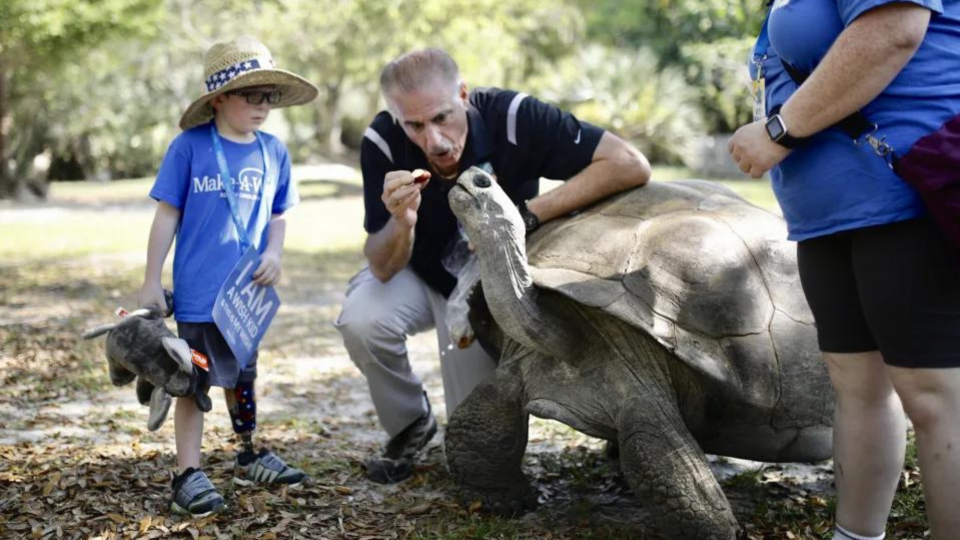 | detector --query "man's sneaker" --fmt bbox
[170,468,225,517]
[365,397,438,484]
[234,449,308,486]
